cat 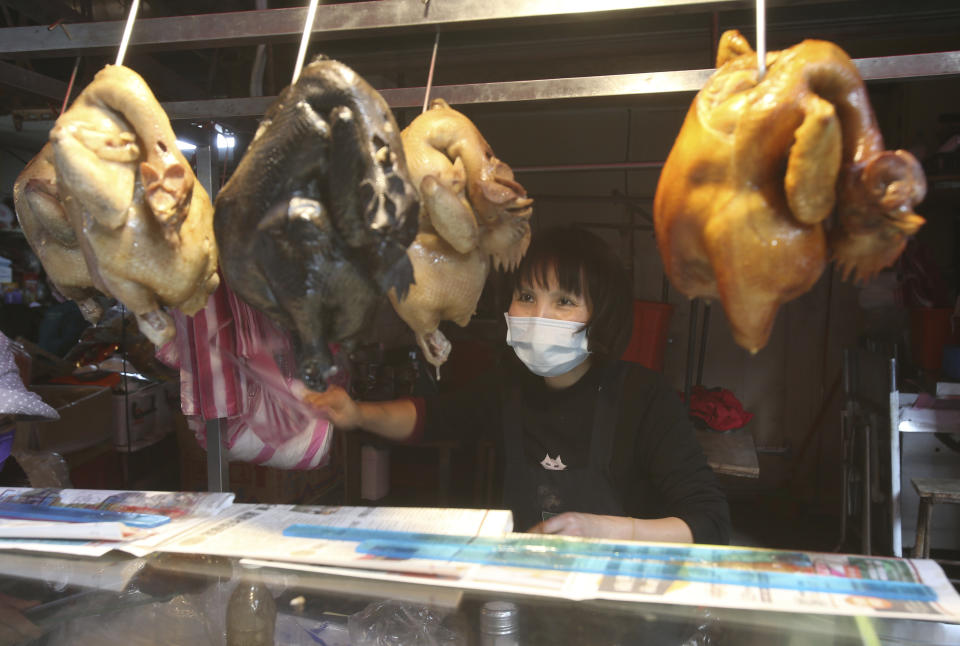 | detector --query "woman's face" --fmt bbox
[508,269,591,323]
